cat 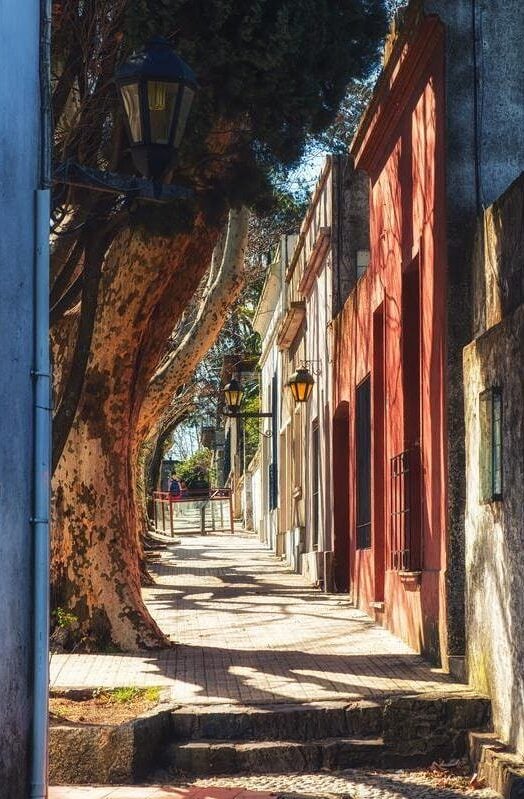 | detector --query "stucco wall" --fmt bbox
[345,14,447,662]
[464,174,524,755]
[0,1,40,796]
[423,0,524,663]
[464,307,524,754]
